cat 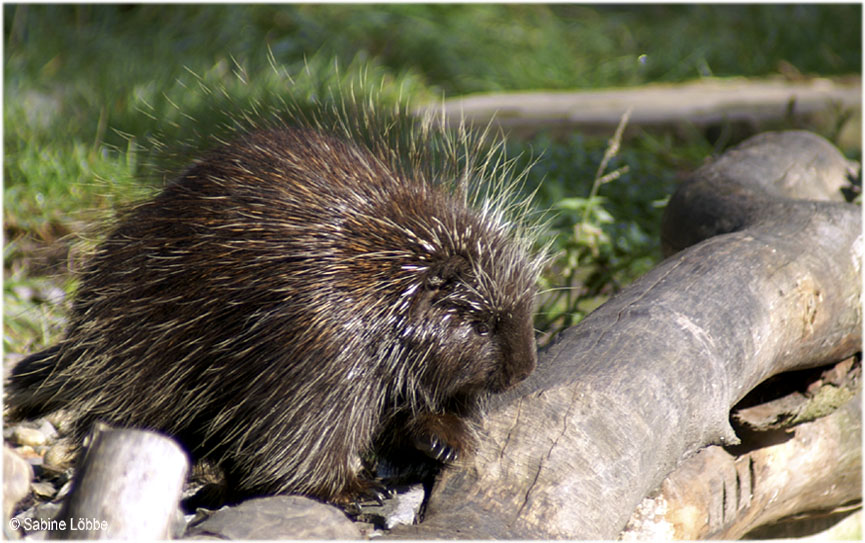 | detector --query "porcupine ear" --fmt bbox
[410,255,471,316]
[424,255,470,293]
